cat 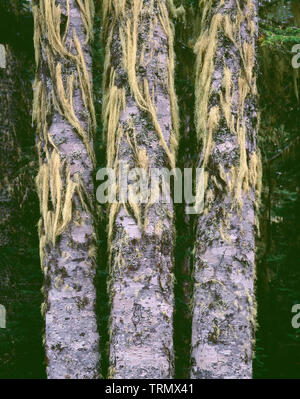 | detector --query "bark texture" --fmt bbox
[102,0,180,379]
[33,0,100,379]
[191,0,261,379]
